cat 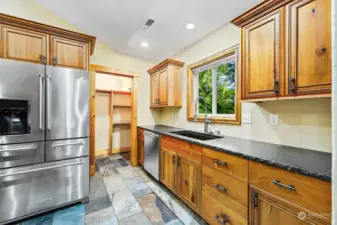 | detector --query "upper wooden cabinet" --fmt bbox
[242,9,284,99]
[150,73,159,106]
[2,26,48,64]
[285,0,331,95]
[232,0,331,101]
[148,59,184,107]
[51,36,89,70]
[0,13,95,70]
